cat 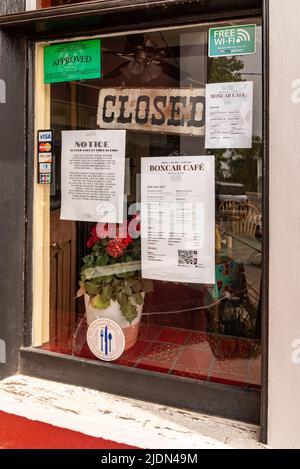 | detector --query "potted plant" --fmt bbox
[77,217,153,351]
